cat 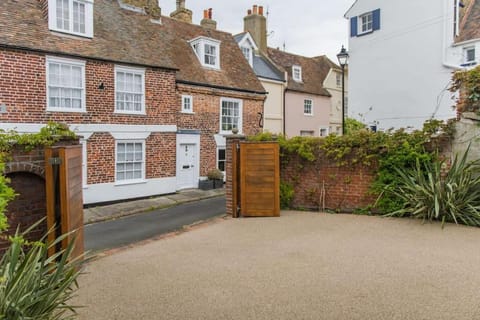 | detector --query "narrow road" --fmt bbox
[84,196,226,252]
